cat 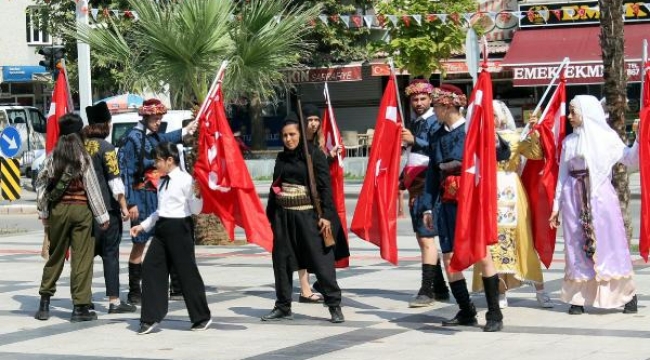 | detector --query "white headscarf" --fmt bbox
[565,95,626,193]
[493,100,517,132]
